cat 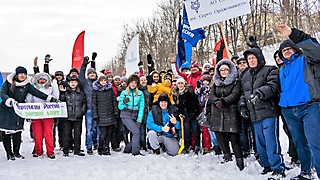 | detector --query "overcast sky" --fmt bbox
[0,0,159,74]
